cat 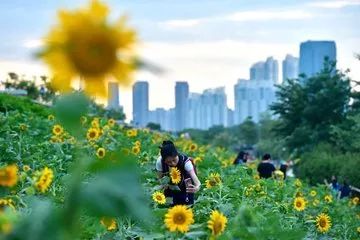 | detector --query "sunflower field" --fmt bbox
[0,93,359,240]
